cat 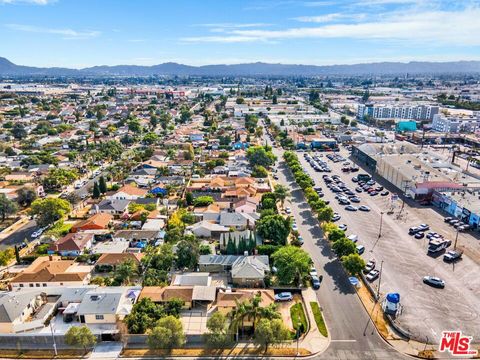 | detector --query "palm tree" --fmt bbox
[115,259,138,285]
[273,184,289,208]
